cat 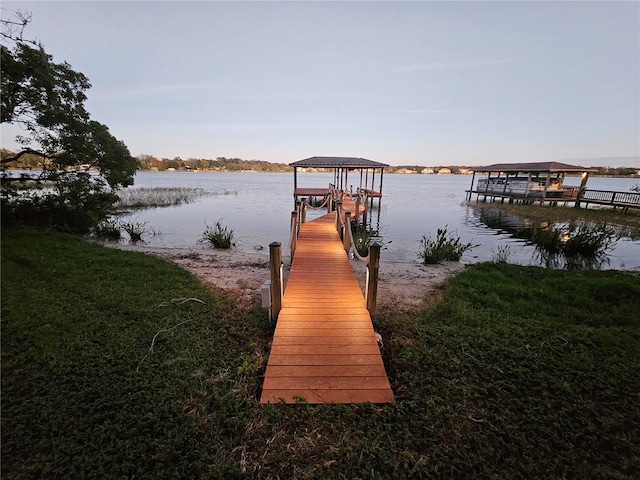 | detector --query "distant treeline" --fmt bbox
[1,149,638,176]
